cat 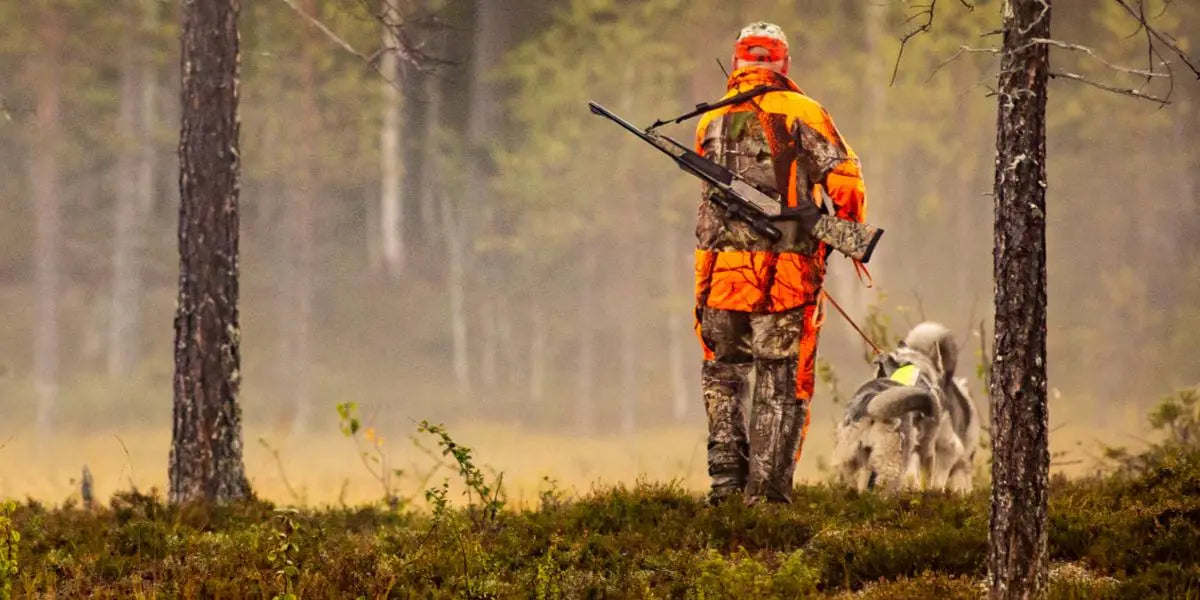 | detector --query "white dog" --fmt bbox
[831,322,980,492]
